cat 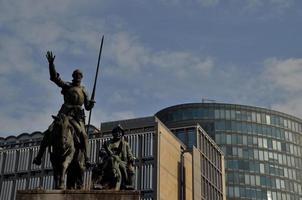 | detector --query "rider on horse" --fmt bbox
[33,51,94,167]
